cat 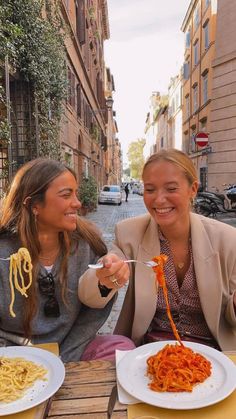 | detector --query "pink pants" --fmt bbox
[81,334,136,361]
